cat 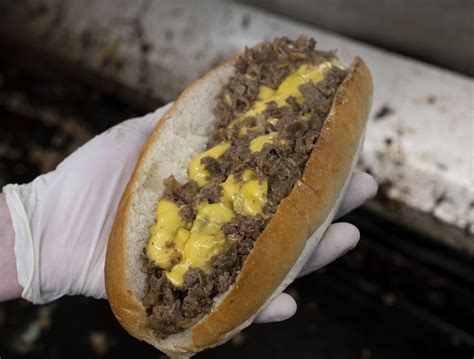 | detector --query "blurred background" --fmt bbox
[0,0,473,358]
